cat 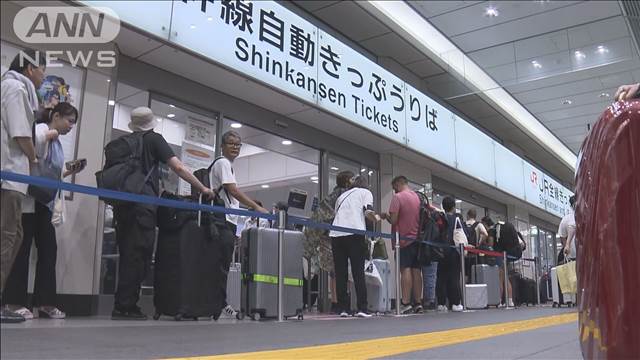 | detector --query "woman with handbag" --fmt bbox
[4,102,84,319]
